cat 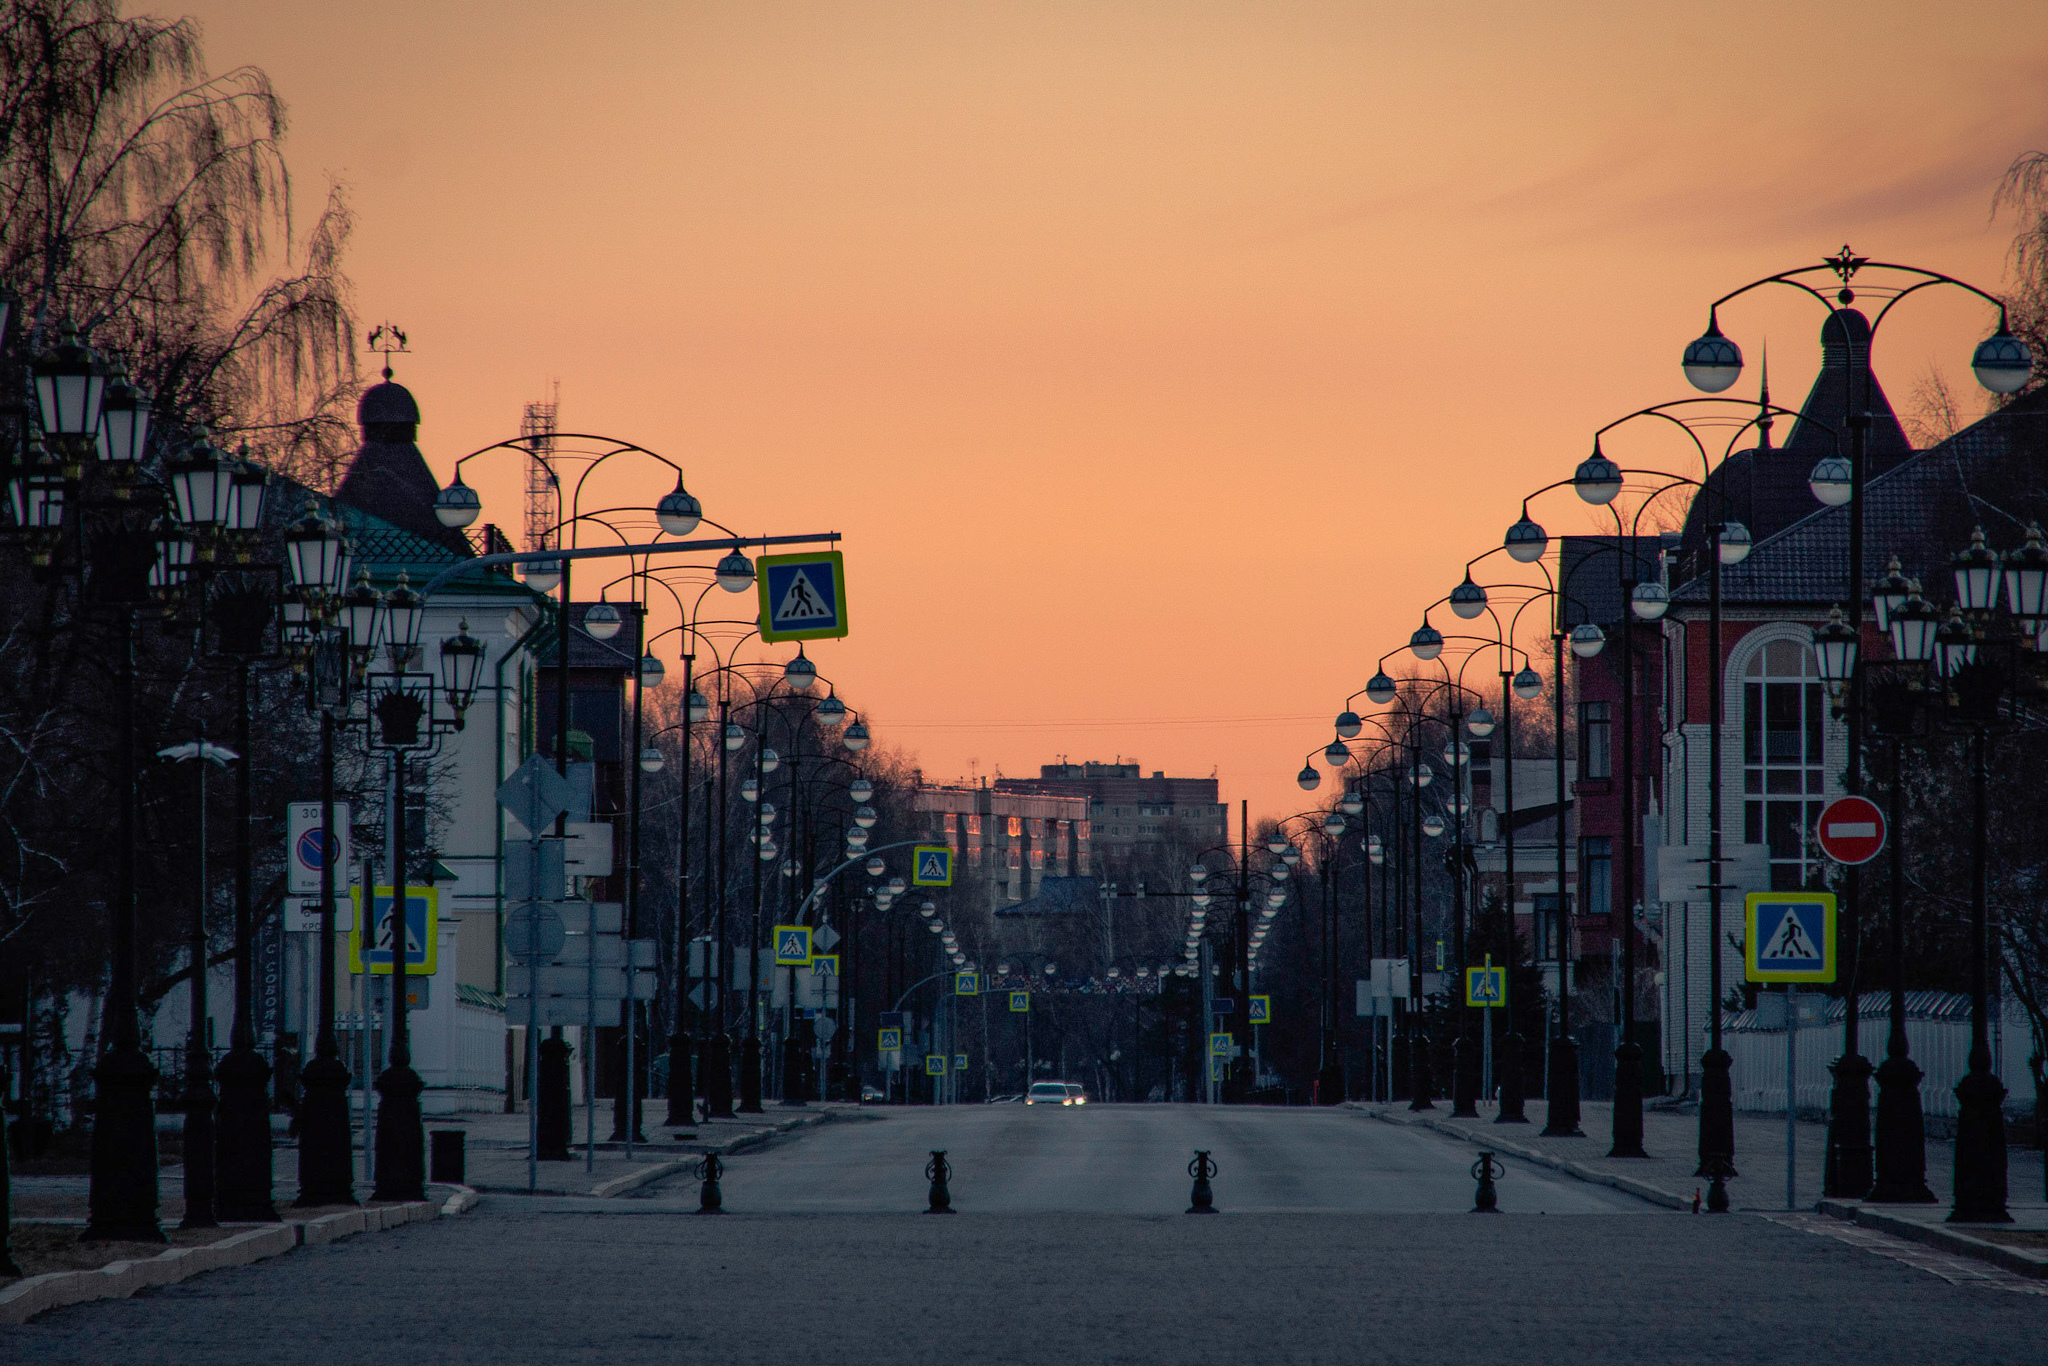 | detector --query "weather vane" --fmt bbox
[1824,244,1868,303]
[367,322,409,379]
